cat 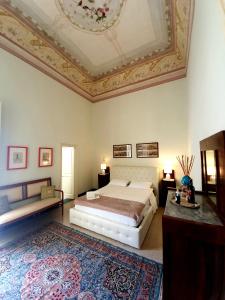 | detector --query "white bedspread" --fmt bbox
[74,185,157,227]
[98,185,157,209]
